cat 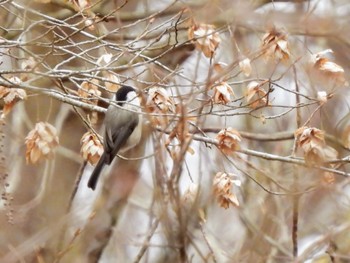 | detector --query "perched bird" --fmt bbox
[87,85,142,190]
